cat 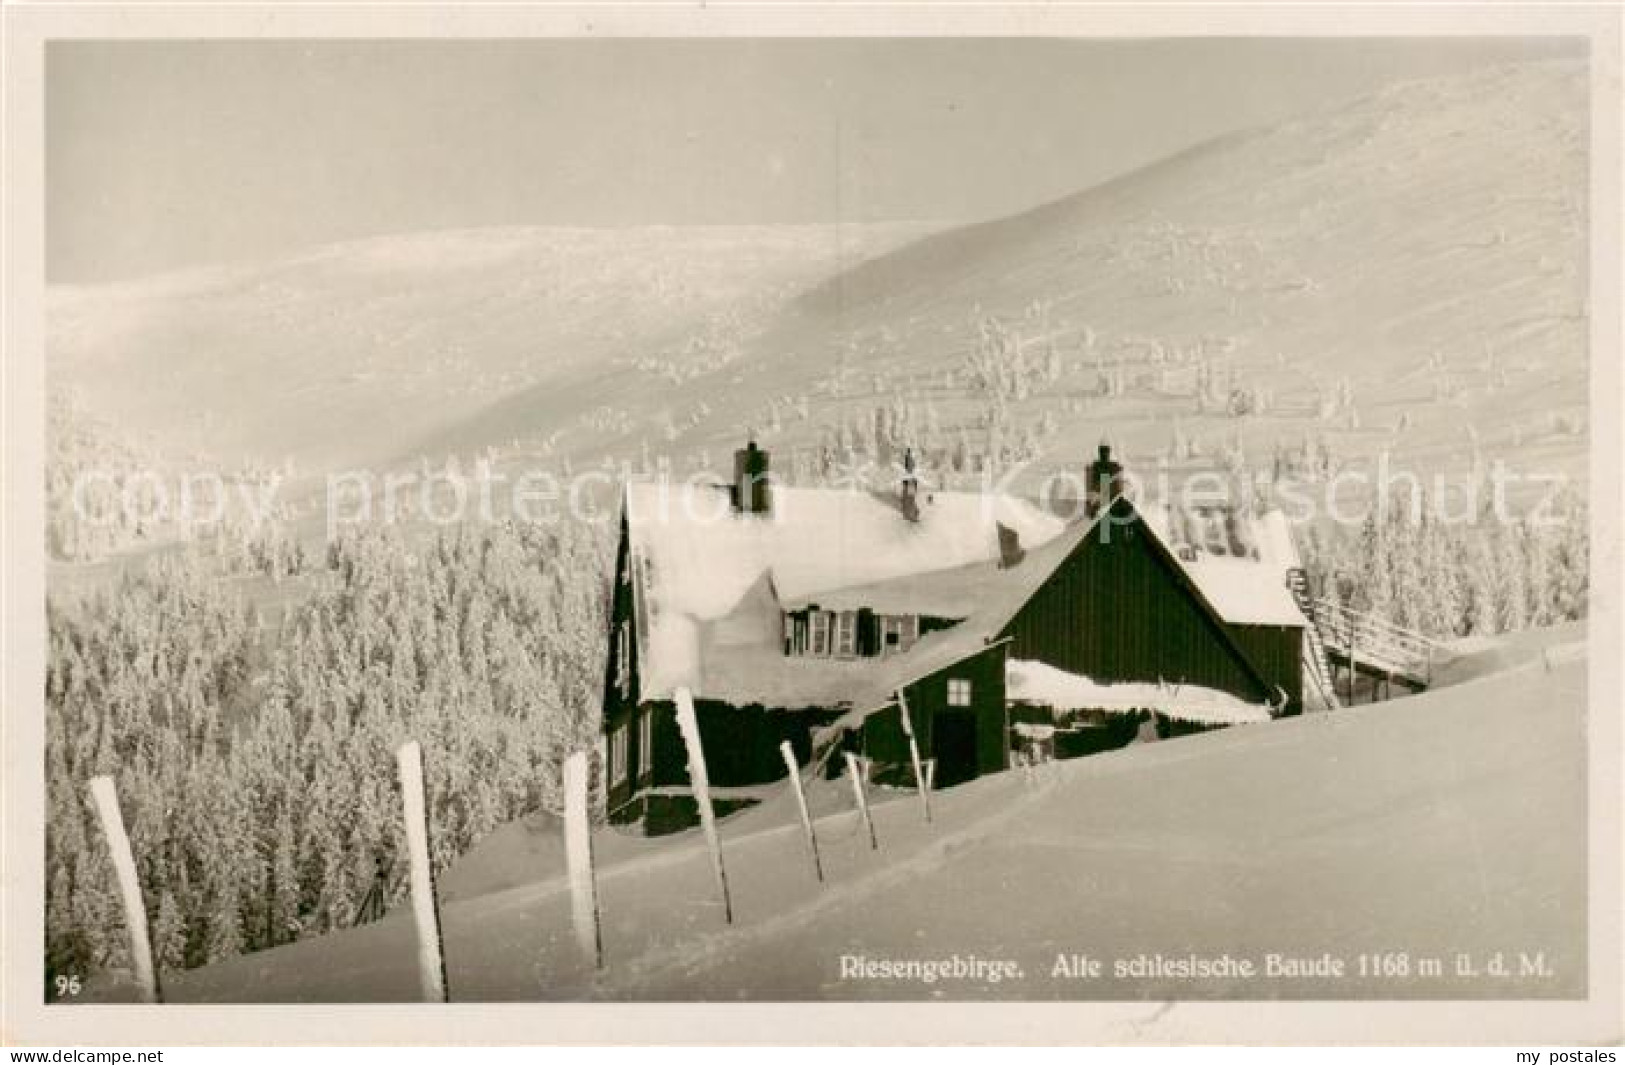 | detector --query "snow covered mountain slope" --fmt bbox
[47,223,931,473]
[48,61,1587,497]
[439,59,1587,497]
[725,58,1589,491]
[90,621,1583,1003]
